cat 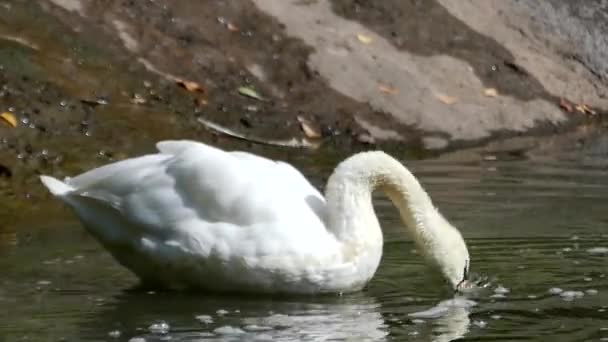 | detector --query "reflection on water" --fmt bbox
[1,154,608,341]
